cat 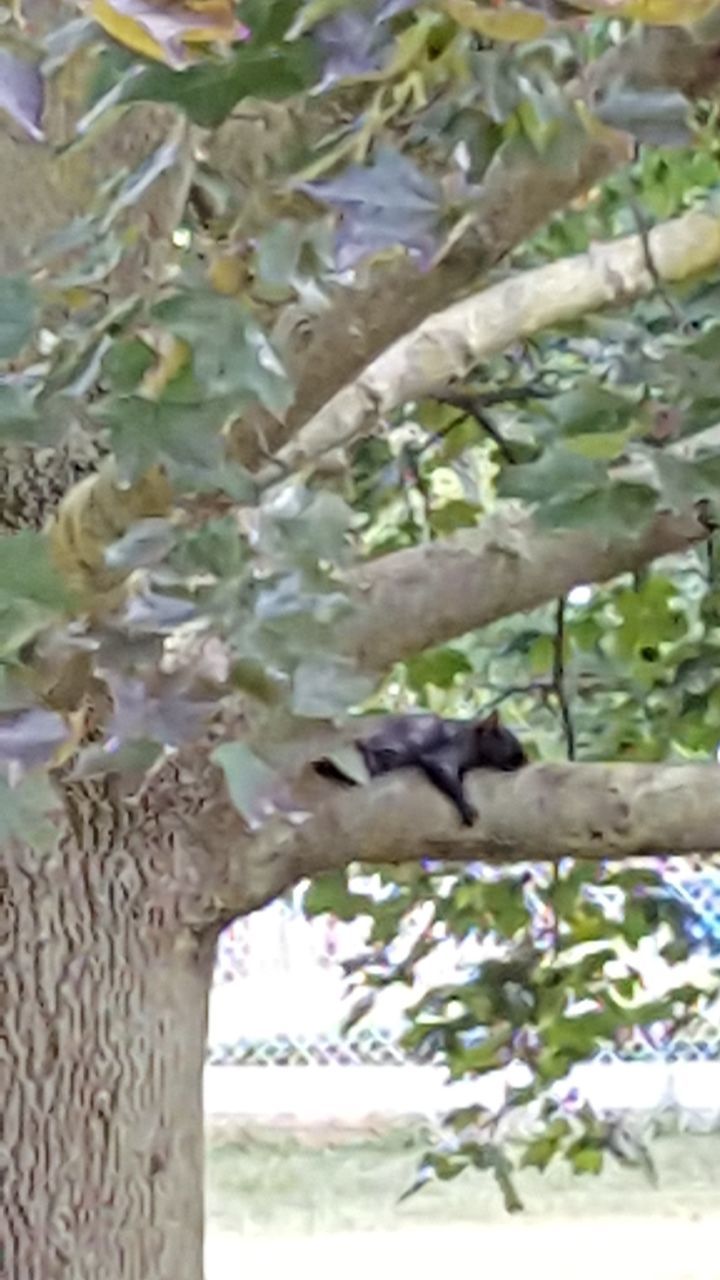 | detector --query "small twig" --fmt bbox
[628,194,686,330]
[399,445,435,541]
[550,596,576,954]
[553,597,576,763]
[445,383,556,408]
[434,390,518,464]
[482,679,554,712]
